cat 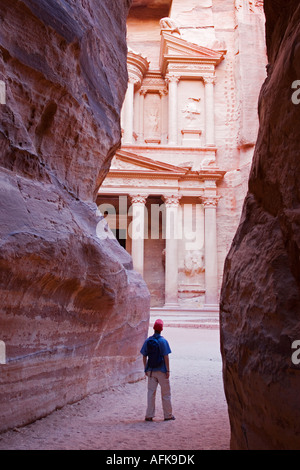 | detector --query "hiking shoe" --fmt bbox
[145,417,153,421]
[164,415,176,421]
